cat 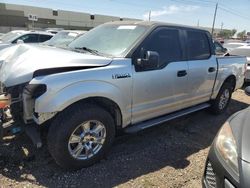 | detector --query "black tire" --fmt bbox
[209,82,233,114]
[47,103,115,170]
